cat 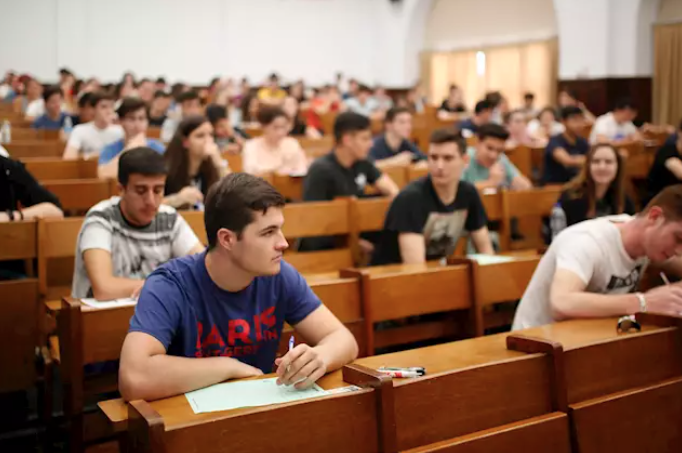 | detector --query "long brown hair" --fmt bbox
[564,144,626,218]
[164,116,219,196]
